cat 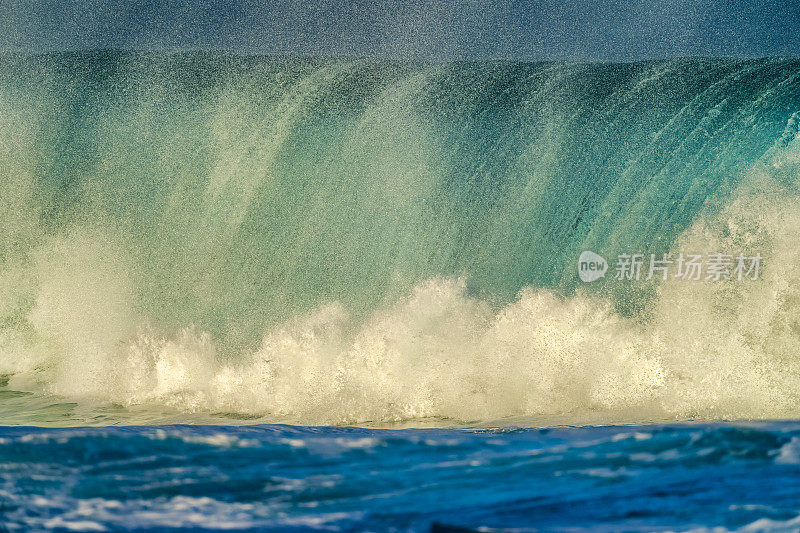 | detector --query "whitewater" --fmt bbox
[0,52,799,427]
